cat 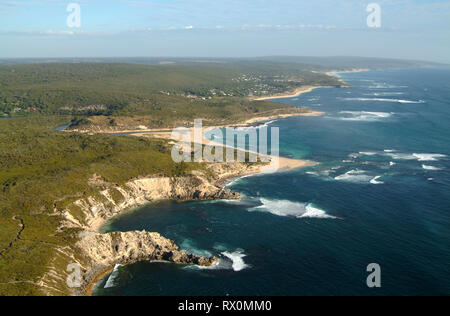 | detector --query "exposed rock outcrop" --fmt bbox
[62,171,243,232]
[42,163,262,296]
[74,230,216,295]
